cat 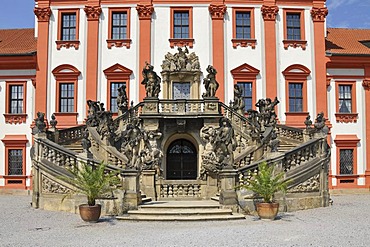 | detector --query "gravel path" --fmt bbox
[0,194,369,247]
